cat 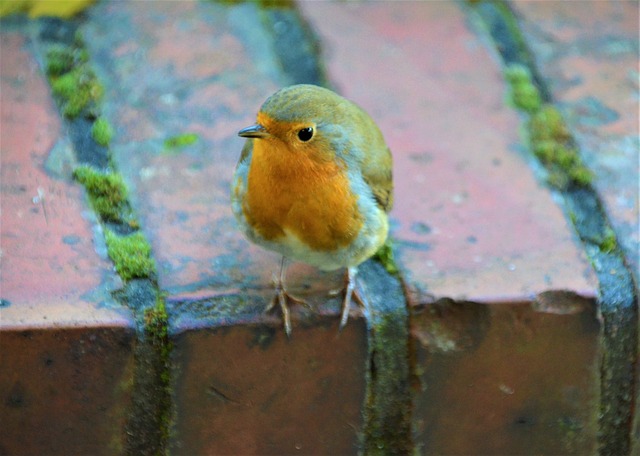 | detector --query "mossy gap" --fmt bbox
[35,18,173,454]
[469,2,638,454]
[358,261,413,455]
